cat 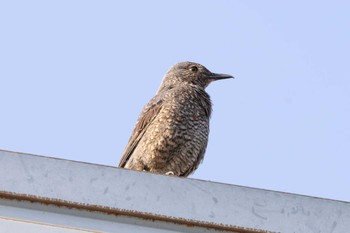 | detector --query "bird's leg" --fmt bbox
[165,171,175,176]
